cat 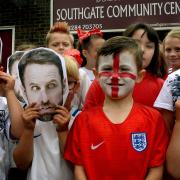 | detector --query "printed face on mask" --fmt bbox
[24,63,63,121]
[98,51,138,99]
